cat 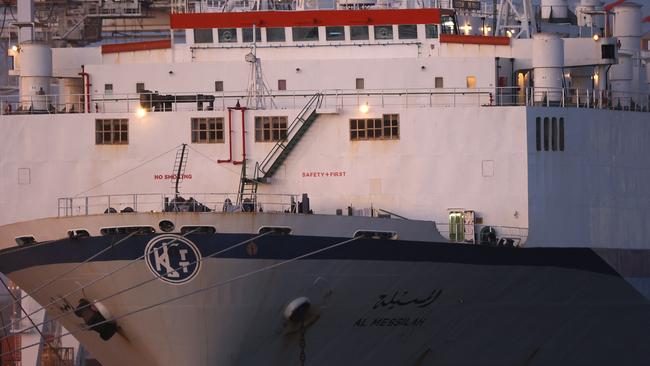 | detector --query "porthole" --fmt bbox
[159,220,175,232]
